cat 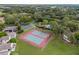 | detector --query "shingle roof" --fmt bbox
[7,32,16,38]
[3,26,17,31]
[0,36,9,43]
[0,43,12,51]
[0,51,11,55]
